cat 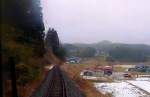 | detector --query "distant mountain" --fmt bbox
[65,41,150,52]
[63,41,150,62]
